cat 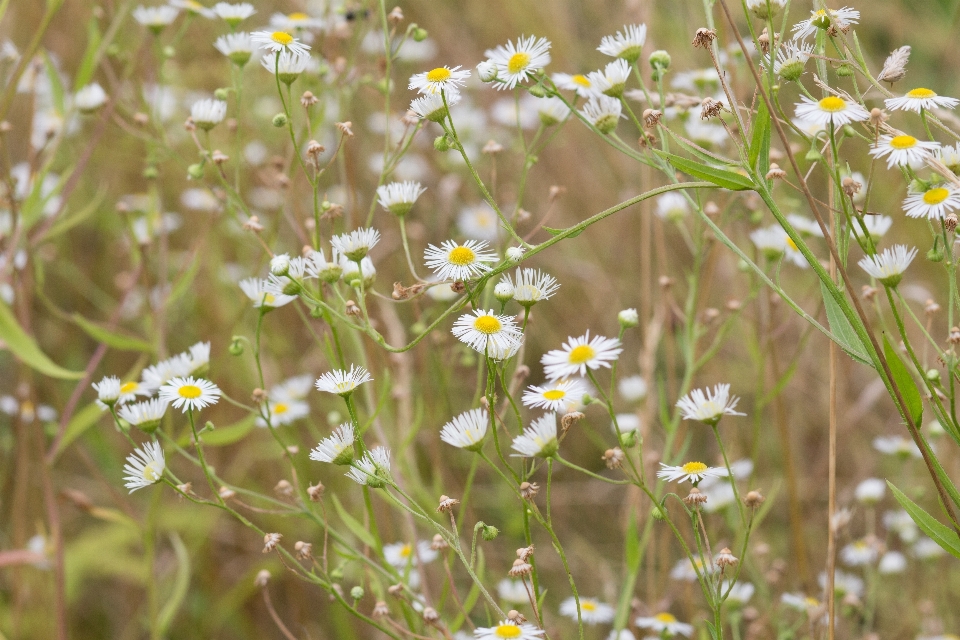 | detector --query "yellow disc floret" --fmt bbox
[426,67,452,83]
[448,246,476,266]
[542,390,566,400]
[681,461,709,474]
[568,345,596,364]
[474,315,503,334]
[924,188,950,205]
[178,385,202,399]
[272,31,294,46]
[507,52,531,75]
[906,88,936,99]
[818,96,847,112]
[890,135,918,149]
